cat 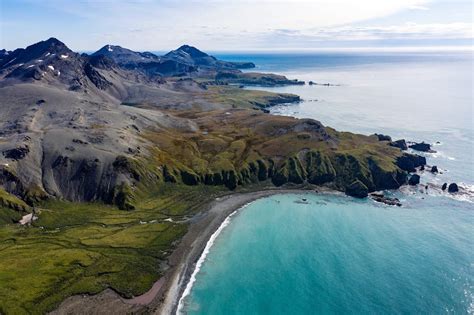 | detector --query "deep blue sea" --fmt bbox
[179,51,474,314]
